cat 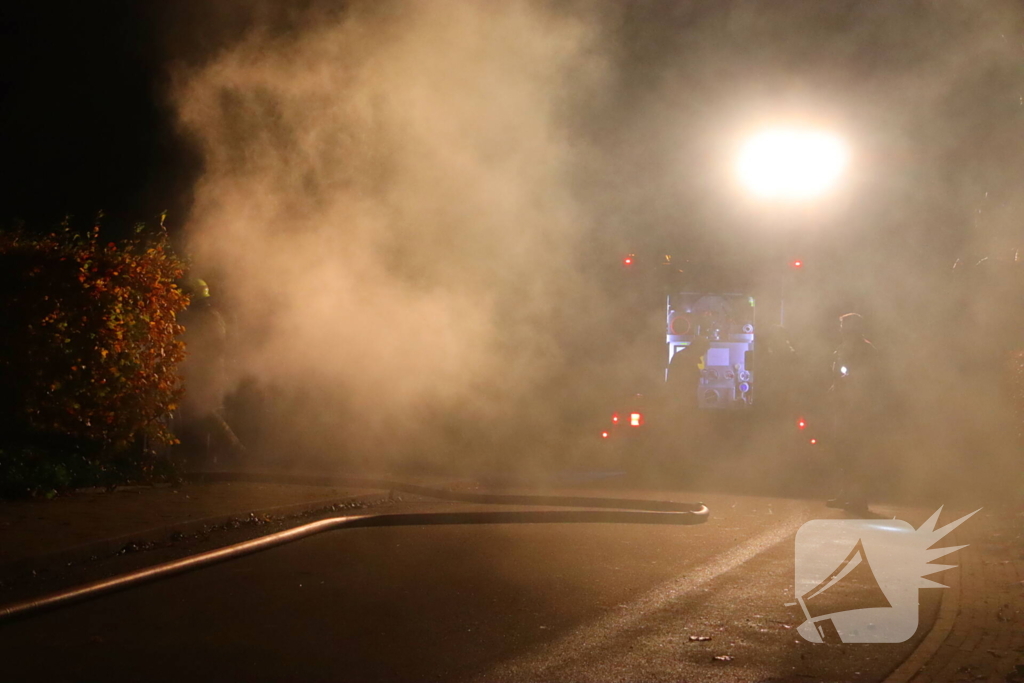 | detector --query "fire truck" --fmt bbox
[598,251,821,460]
[666,292,756,409]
